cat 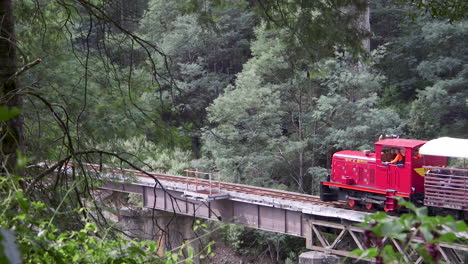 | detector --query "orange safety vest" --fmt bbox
[390,153,403,164]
